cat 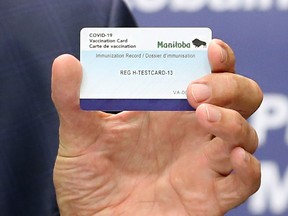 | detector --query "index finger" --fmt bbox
[187,73,263,118]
